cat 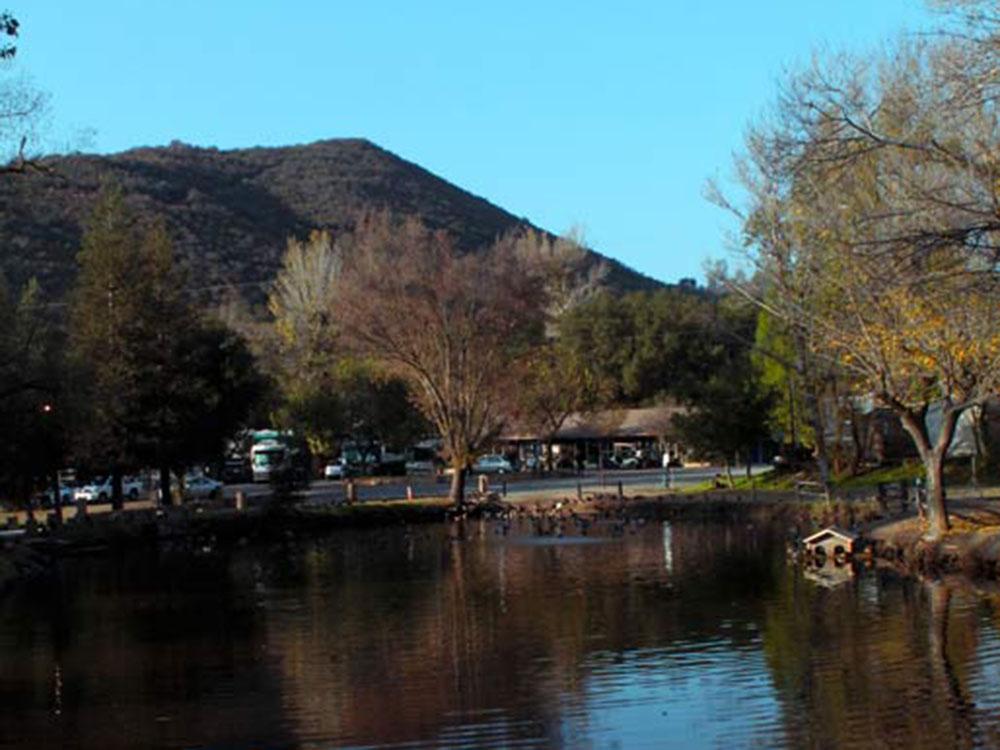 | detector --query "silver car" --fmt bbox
[472,455,513,474]
[183,474,223,500]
